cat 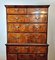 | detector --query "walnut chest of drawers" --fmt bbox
[5,5,50,60]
